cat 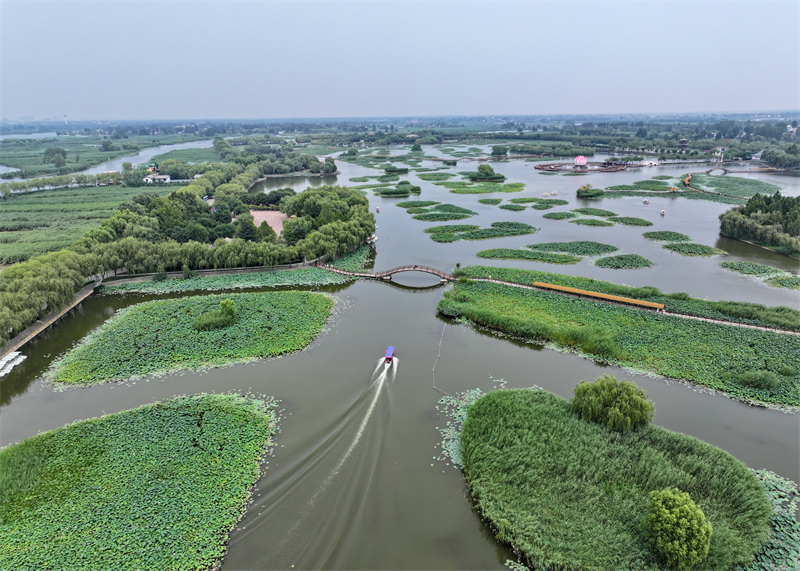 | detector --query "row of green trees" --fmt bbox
[719,192,800,254]
[0,185,374,347]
